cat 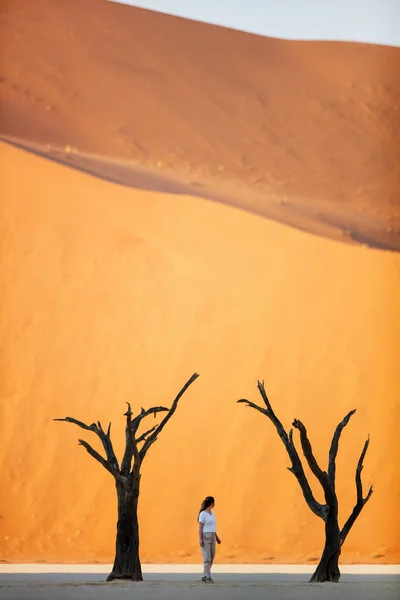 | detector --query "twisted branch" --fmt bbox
[131,406,169,435]
[292,419,335,505]
[328,409,356,488]
[77,439,115,475]
[238,381,326,519]
[124,403,140,474]
[120,406,168,476]
[54,372,199,485]
[140,373,200,459]
[136,425,158,444]
[340,436,373,544]
[54,416,121,479]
